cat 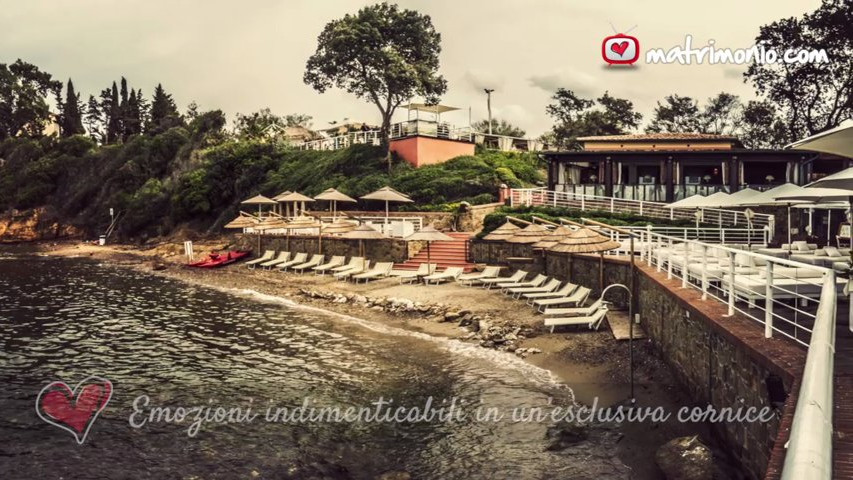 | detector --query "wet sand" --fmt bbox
[23,240,720,479]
